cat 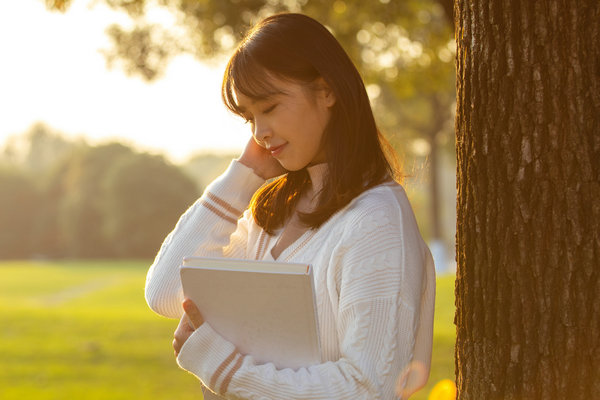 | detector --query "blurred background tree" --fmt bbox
[45,0,457,267]
[0,168,39,258]
[182,152,237,190]
[57,143,136,258]
[102,152,199,258]
[0,126,199,259]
